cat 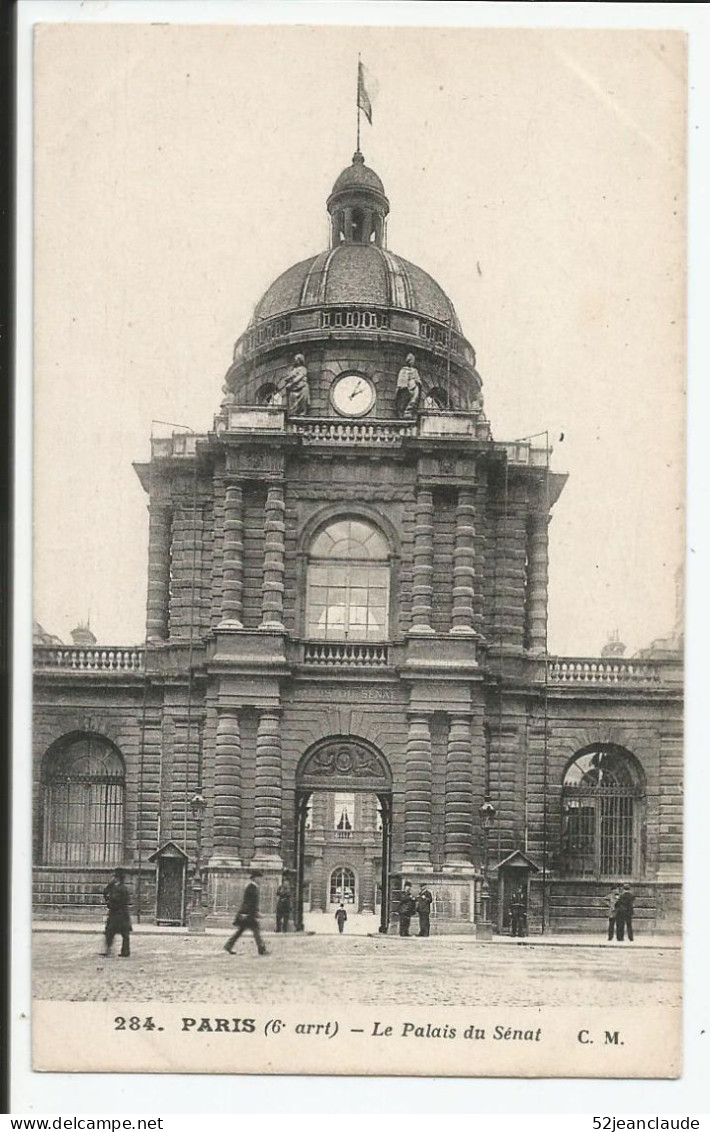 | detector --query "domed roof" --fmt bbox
[251,243,462,332]
[329,151,386,199]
